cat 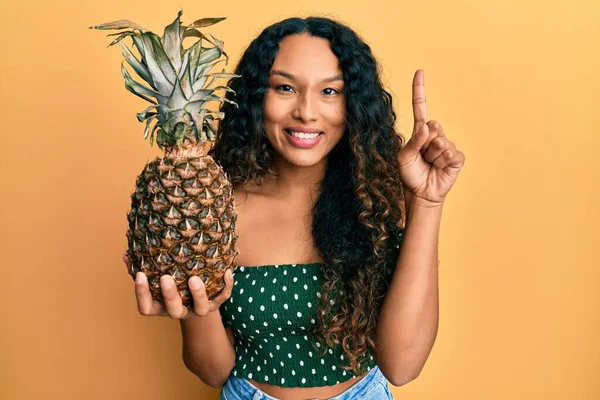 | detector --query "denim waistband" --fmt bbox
[220,365,390,400]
